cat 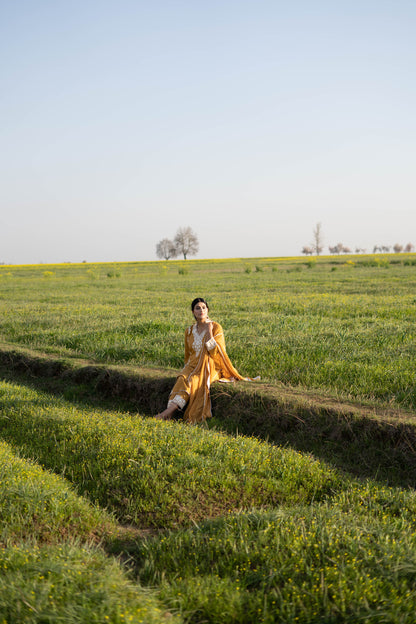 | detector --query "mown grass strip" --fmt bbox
[0,379,341,529]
